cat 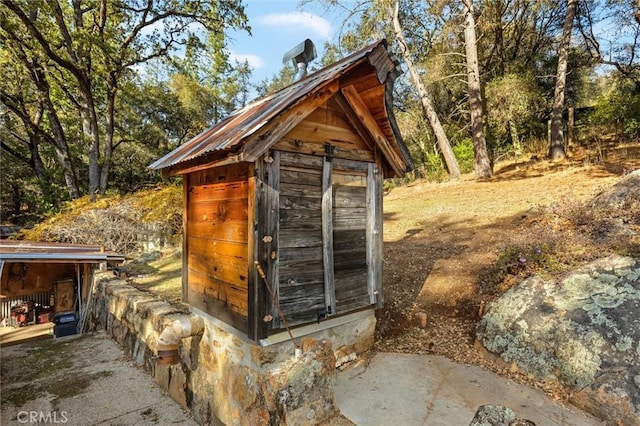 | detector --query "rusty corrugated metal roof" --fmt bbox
[149,40,401,173]
[0,240,124,263]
